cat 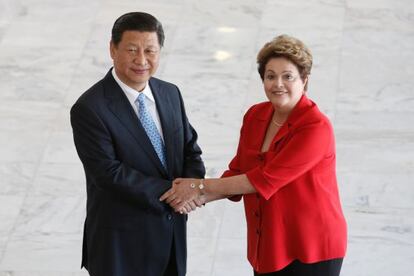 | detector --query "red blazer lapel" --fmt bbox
[250,94,315,151]
[249,103,273,150]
